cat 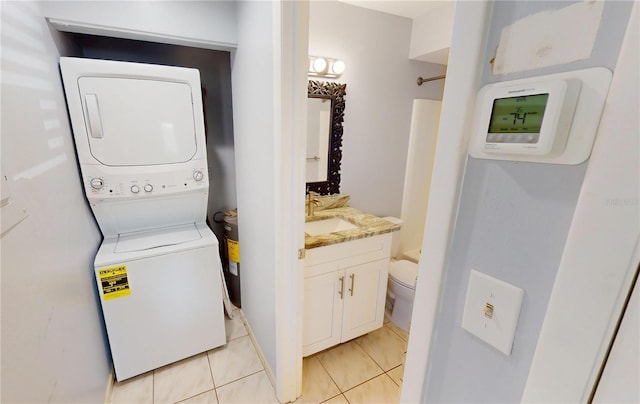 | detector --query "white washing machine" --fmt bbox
[60,57,226,380]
